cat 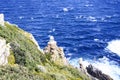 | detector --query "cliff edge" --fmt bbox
[0,14,91,80]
